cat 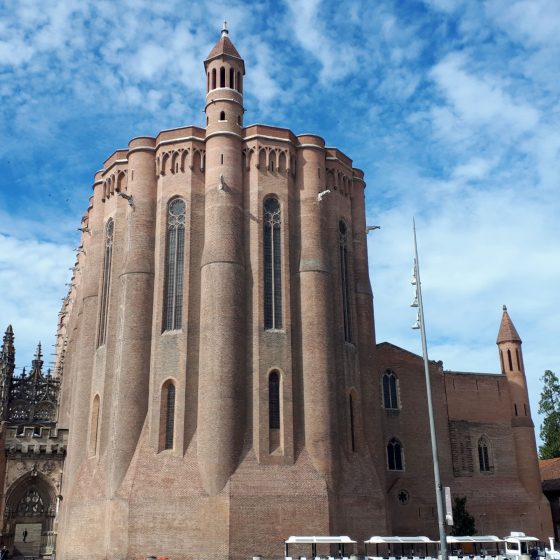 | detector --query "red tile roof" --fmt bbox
[496,305,521,344]
[206,35,242,61]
